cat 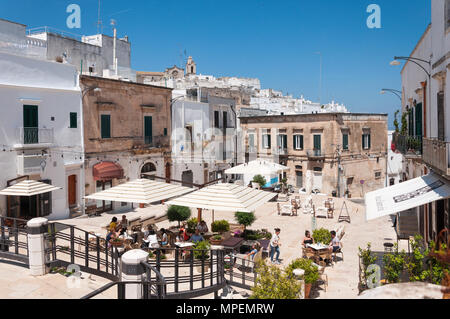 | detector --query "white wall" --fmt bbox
[0,52,82,220]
